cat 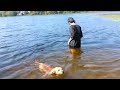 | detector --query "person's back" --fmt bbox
[67,17,83,55]
[69,24,83,48]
